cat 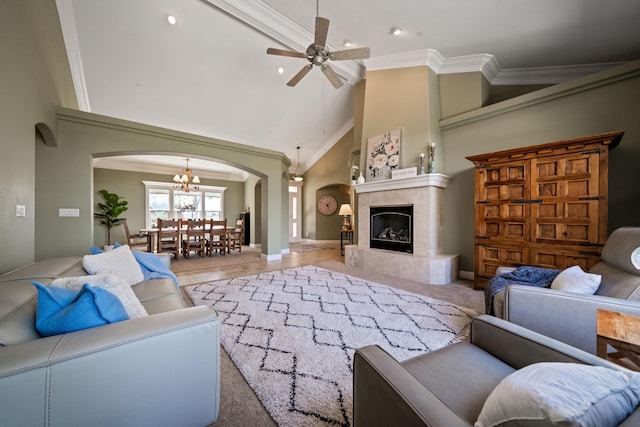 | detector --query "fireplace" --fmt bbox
[370,205,413,253]
[346,174,459,285]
